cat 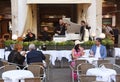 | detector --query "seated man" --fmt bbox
[24,29,35,42]
[41,26,51,41]
[26,43,46,64]
[54,19,67,35]
[90,38,107,59]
